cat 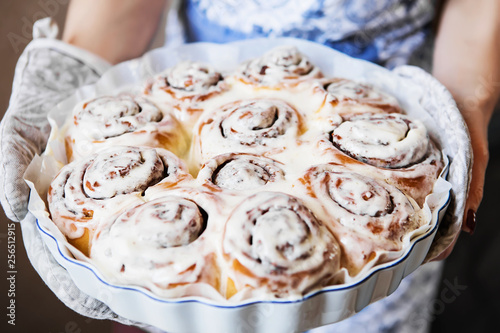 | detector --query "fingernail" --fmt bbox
[465,209,476,235]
